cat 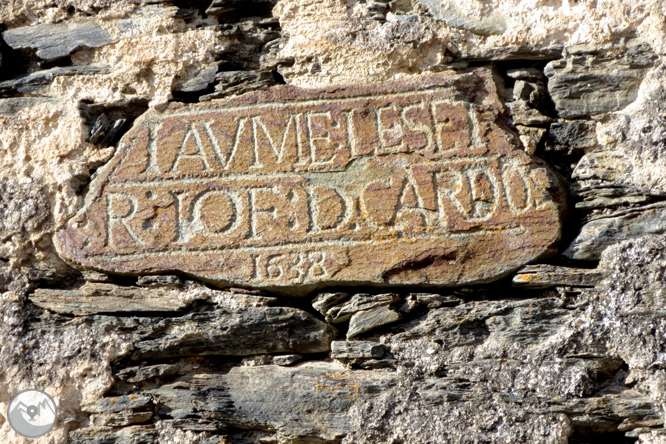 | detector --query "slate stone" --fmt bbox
[2,6,178,61]
[515,125,546,155]
[114,306,337,360]
[512,264,605,288]
[312,292,349,318]
[347,305,402,339]
[0,97,61,115]
[31,281,276,315]
[136,274,183,287]
[68,426,157,444]
[506,68,545,82]
[173,63,219,94]
[412,293,462,308]
[545,120,597,154]
[146,363,396,438]
[55,69,565,293]
[331,341,385,359]
[330,293,400,324]
[545,44,657,118]
[564,202,666,261]
[0,65,110,95]
[508,100,552,126]
[272,354,302,366]
[3,20,113,61]
[82,394,153,414]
